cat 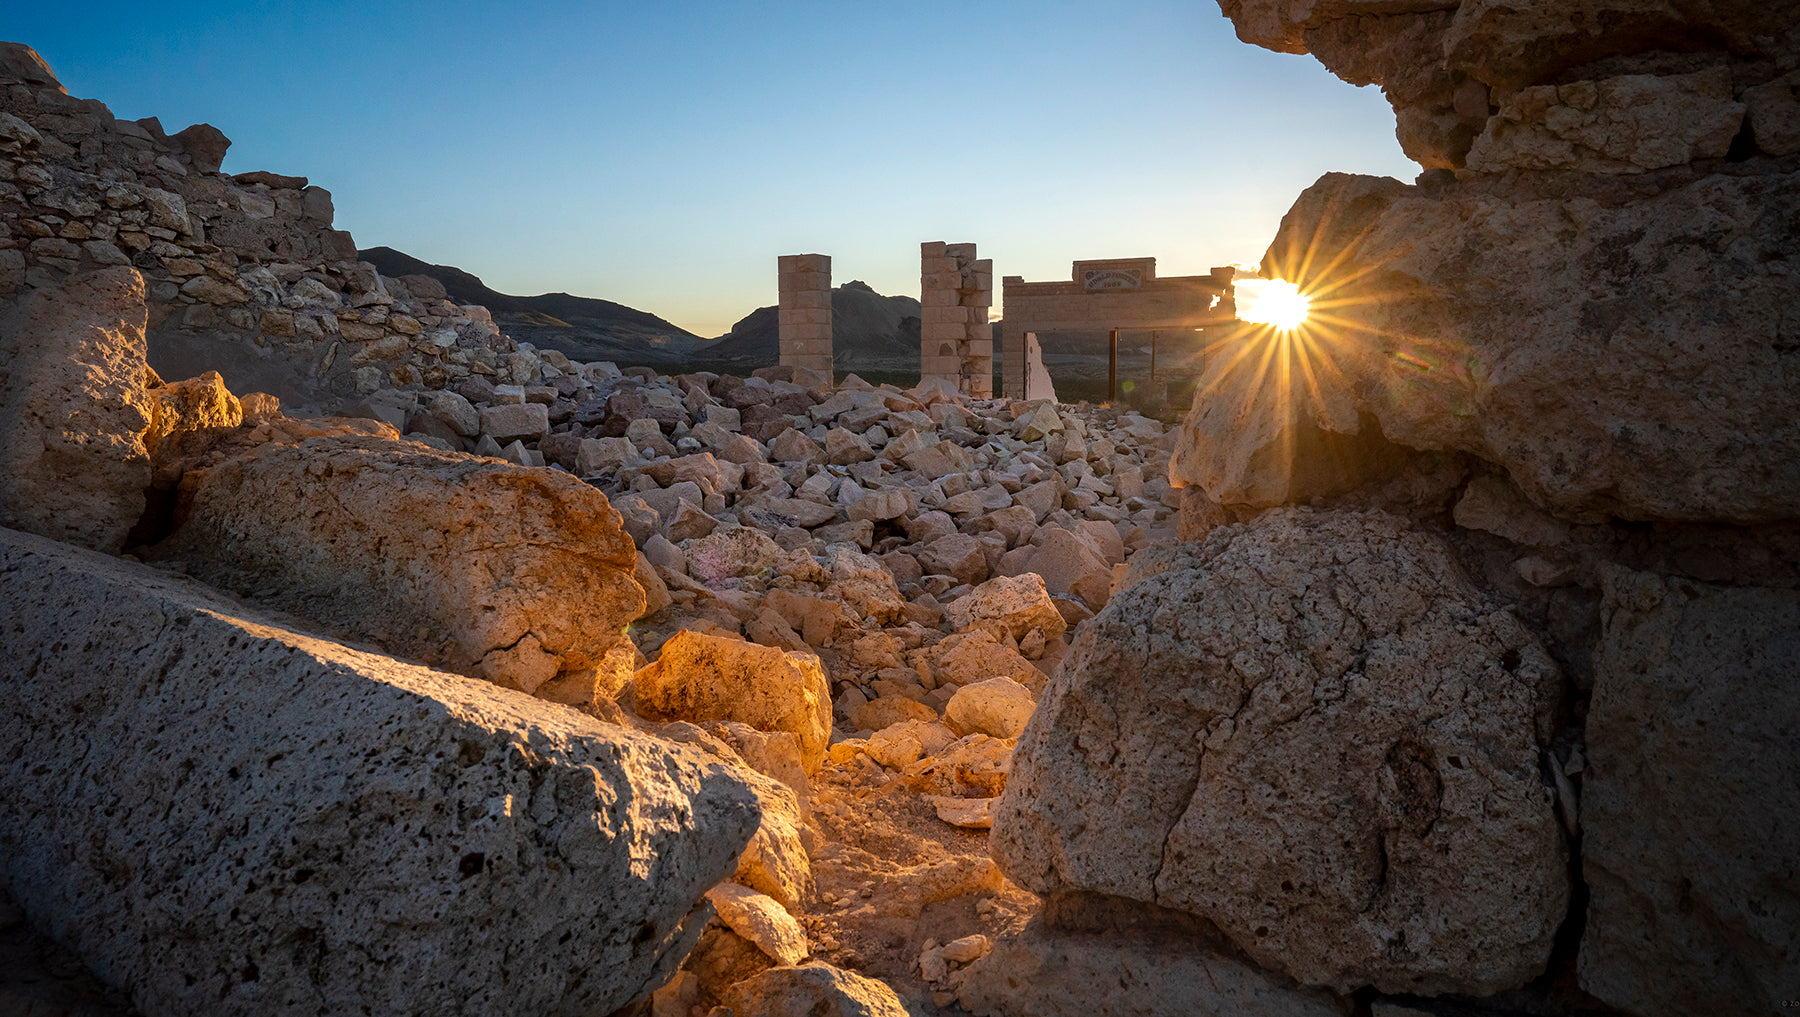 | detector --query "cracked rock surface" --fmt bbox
[992,507,1569,995]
